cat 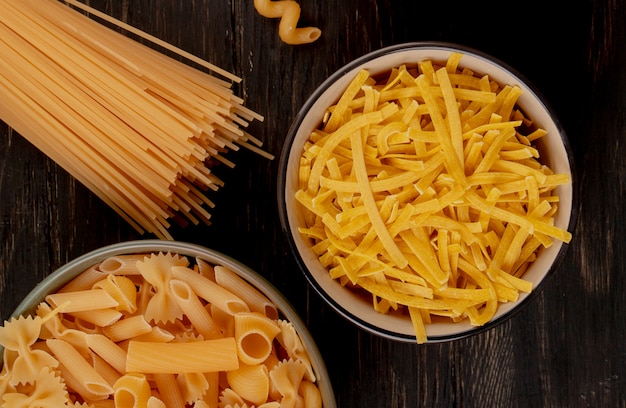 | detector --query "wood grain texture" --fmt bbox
[1,0,625,406]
